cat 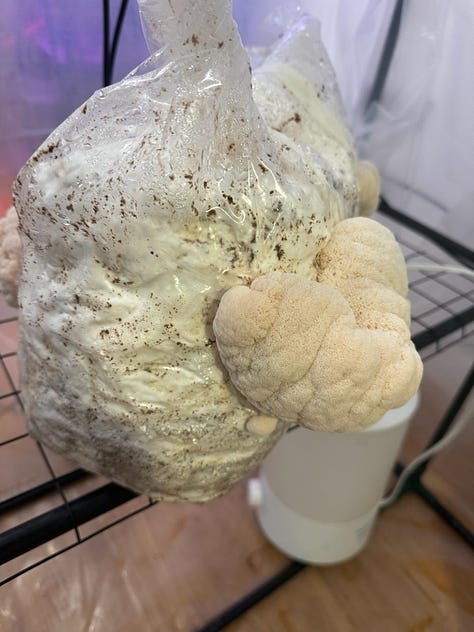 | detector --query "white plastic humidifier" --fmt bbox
[248,394,419,564]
